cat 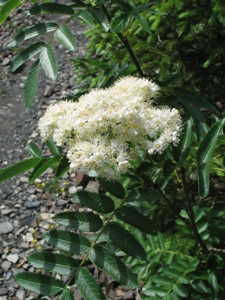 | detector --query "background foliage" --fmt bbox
[1,0,225,299]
